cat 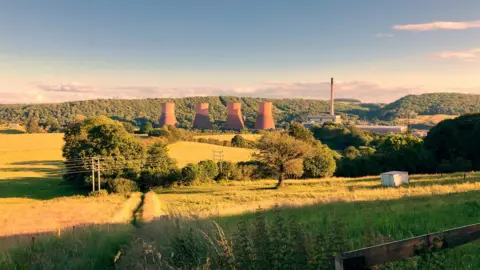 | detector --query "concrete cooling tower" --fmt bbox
[159,102,177,127]
[193,103,213,129]
[255,102,275,130]
[224,102,245,130]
